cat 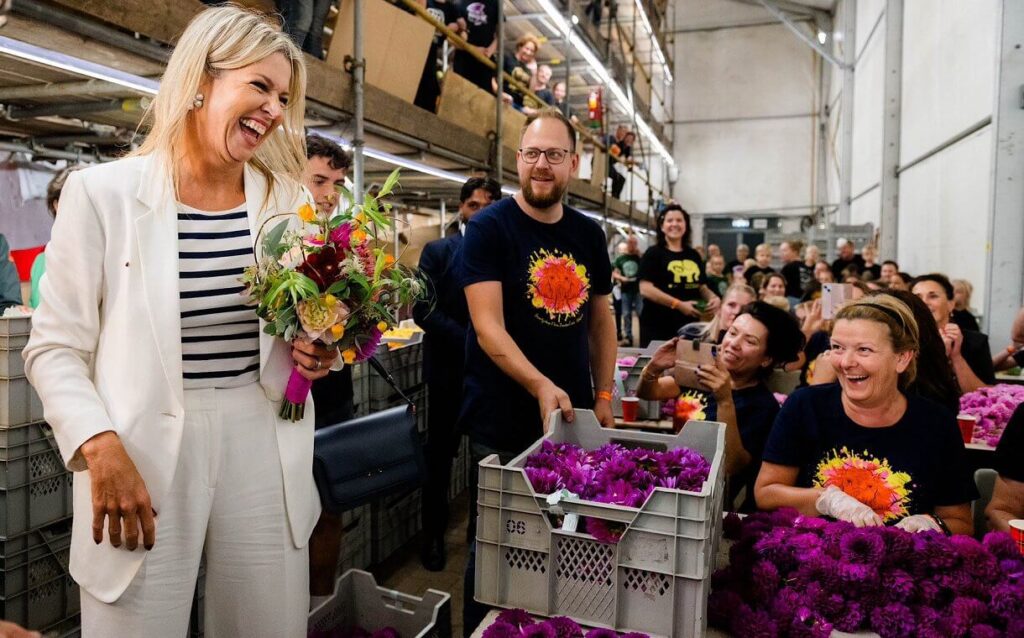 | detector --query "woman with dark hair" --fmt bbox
[637,205,720,345]
[637,302,805,511]
[878,289,960,414]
